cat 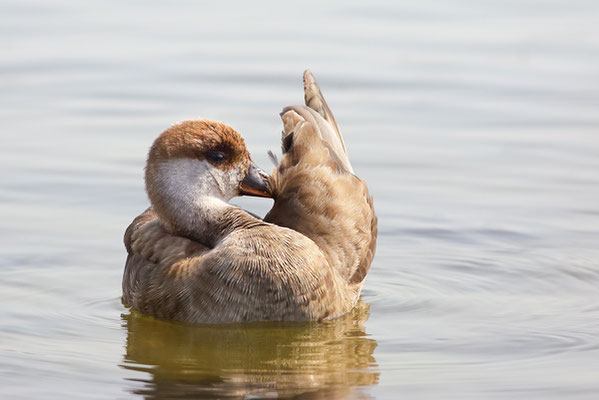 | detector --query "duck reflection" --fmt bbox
[121,301,379,399]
